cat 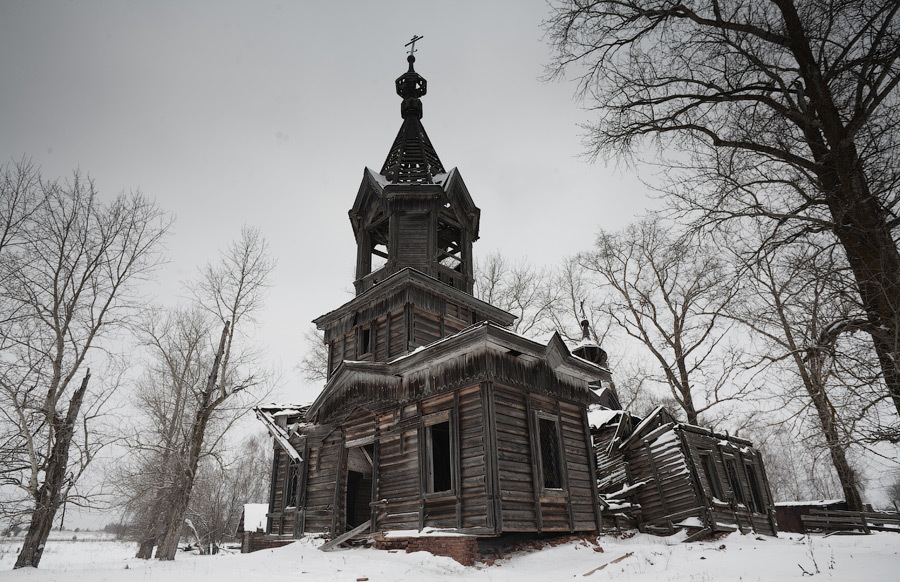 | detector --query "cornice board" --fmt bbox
[307,321,607,421]
[313,267,516,329]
